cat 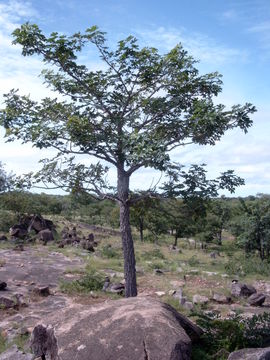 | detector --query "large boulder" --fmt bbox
[231,282,256,297]
[228,347,270,359]
[32,297,202,360]
[24,214,55,233]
